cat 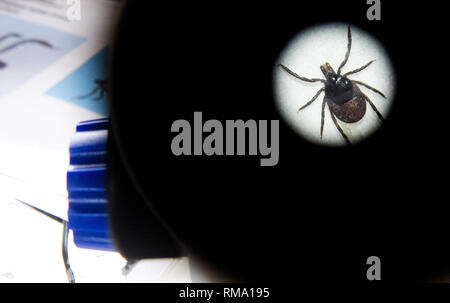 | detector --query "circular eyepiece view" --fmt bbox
[274,23,396,146]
